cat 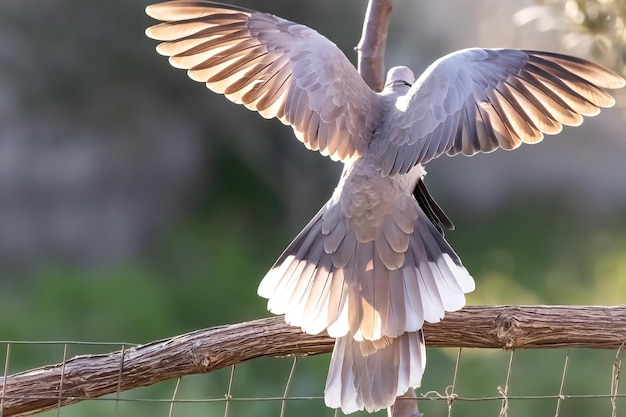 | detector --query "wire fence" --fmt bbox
[1,338,624,417]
